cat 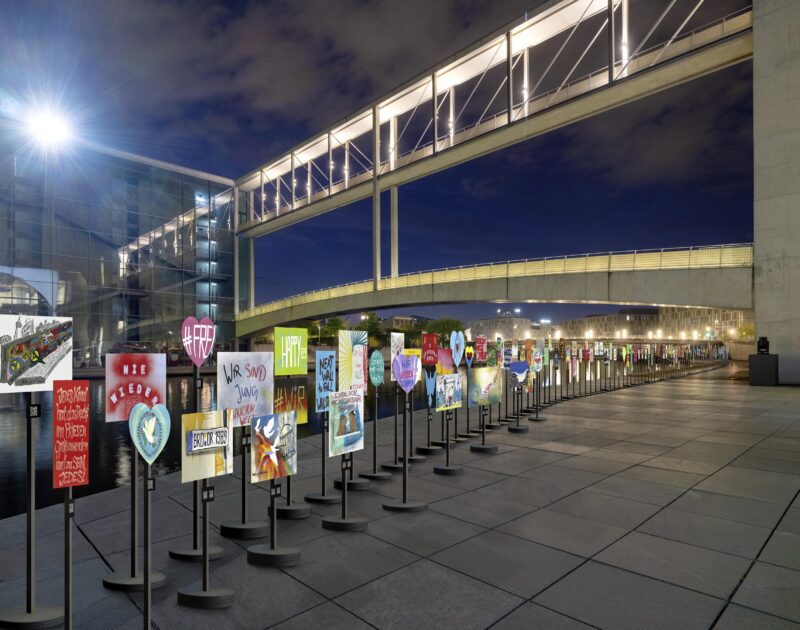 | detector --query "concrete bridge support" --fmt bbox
[754,1,800,384]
